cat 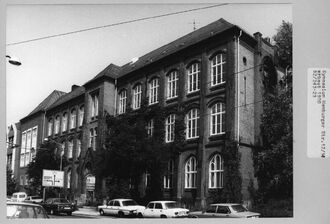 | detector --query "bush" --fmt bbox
[253,199,293,217]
